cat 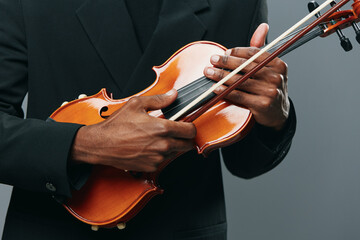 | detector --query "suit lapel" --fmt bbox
[76,0,142,94]
[122,0,210,96]
[76,0,209,97]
